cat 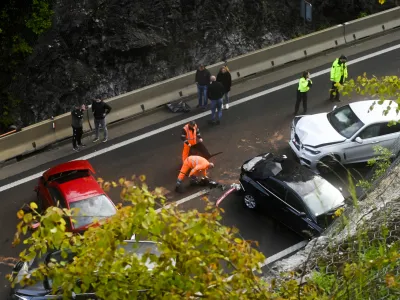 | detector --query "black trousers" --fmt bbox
[72,126,83,148]
[295,91,308,114]
[330,77,344,101]
[329,82,340,101]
